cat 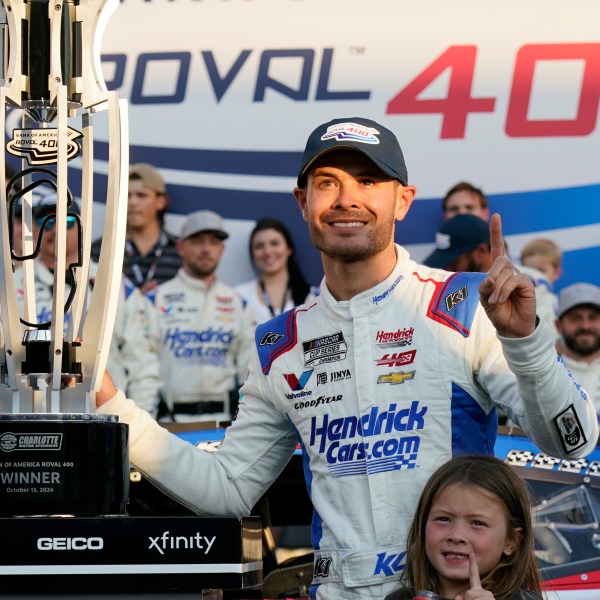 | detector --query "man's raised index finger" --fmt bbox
[469,553,482,589]
[489,213,505,263]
